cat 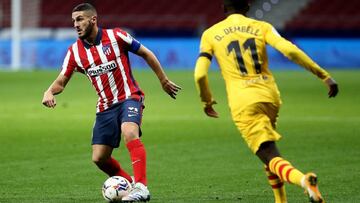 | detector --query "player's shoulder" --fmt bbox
[66,40,80,53]
[110,27,131,36]
[203,15,273,34]
[249,17,274,31]
[242,17,277,39]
